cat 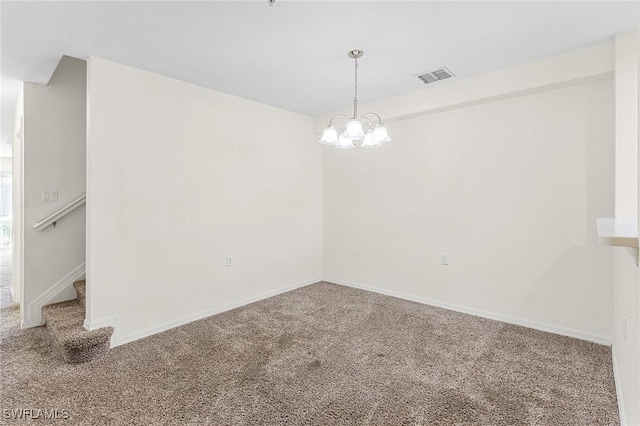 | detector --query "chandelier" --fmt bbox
[319,50,392,149]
